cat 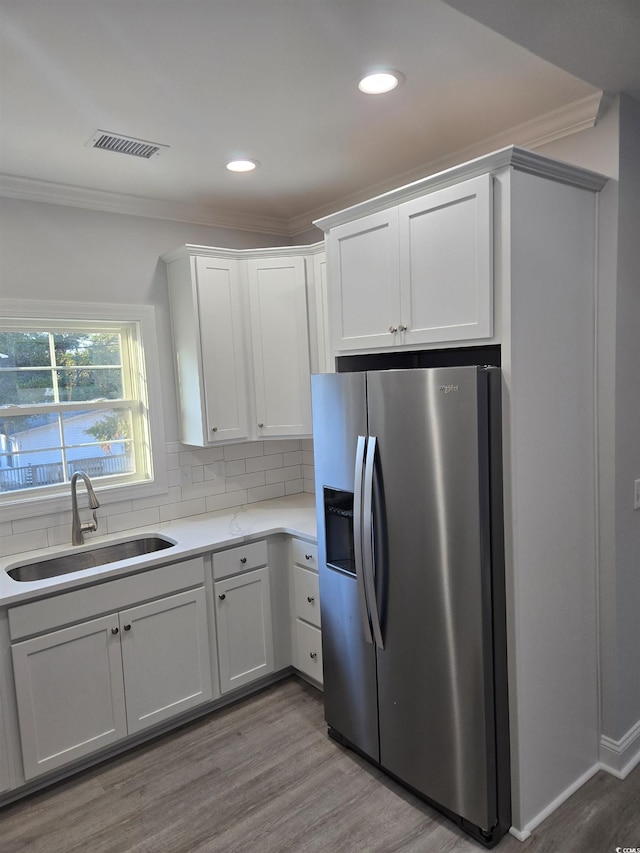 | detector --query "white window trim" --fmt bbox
[0,299,167,523]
